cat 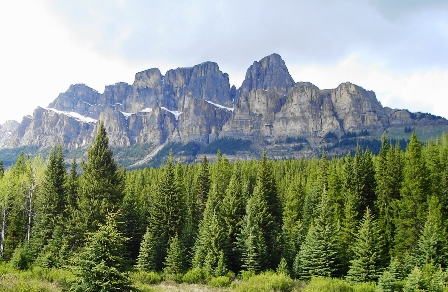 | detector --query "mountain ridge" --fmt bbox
[1,53,447,167]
